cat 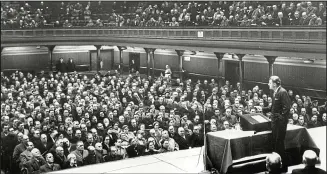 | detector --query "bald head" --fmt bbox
[88,146,95,151]
[266,152,282,172]
[31,148,41,157]
[303,150,319,167]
